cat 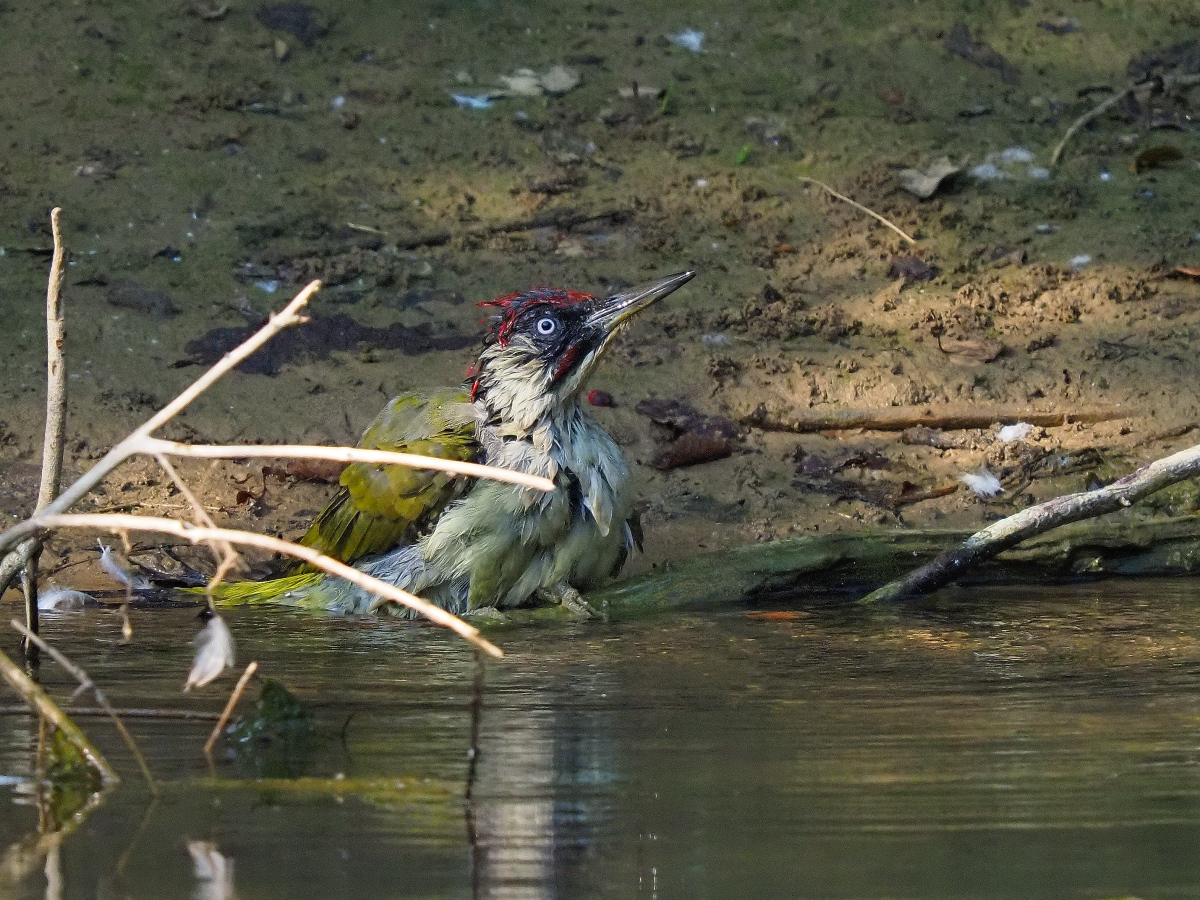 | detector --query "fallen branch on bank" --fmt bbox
[1051,72,1200,166]
[741,403,1131,434]
[798,176,917,246]
[862,441,1200,602]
